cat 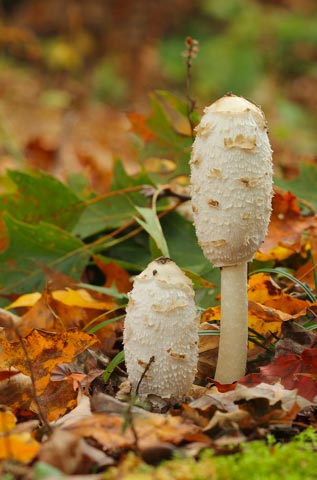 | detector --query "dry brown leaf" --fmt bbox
[64,411,210,452]
[39,430,113,474]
